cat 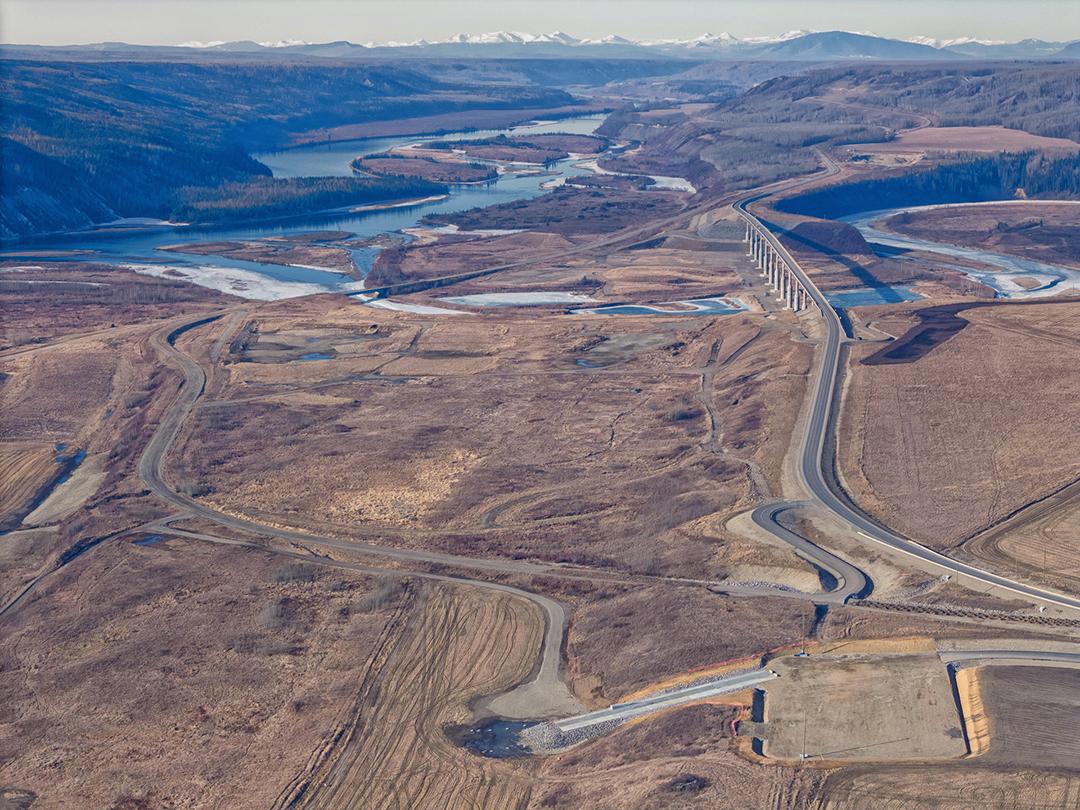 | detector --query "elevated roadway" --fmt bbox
[734,156,1080,614]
